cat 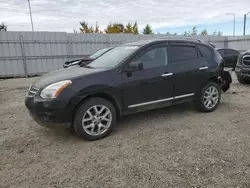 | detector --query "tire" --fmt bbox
[195,82,221,112]
[73,97,117,141]
[237,75,250,84]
